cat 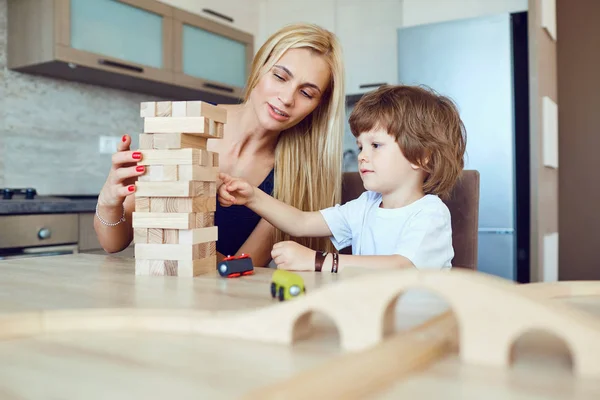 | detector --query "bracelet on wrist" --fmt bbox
[95,203,126,227]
